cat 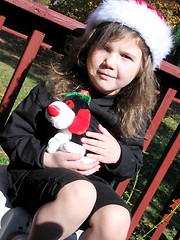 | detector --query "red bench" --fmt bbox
[0,0,179,239]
